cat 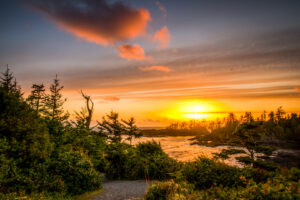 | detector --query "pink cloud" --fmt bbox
[29,0,151,46]
[153,26,170,49]
[140,65,171,72]
[117,44,149,60]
